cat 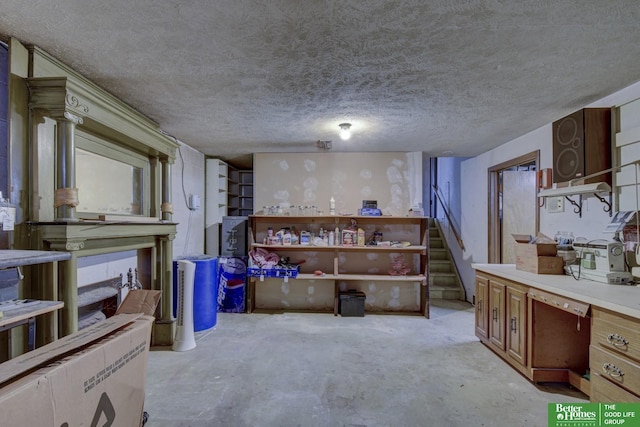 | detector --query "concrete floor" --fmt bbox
[143,300,587,427]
